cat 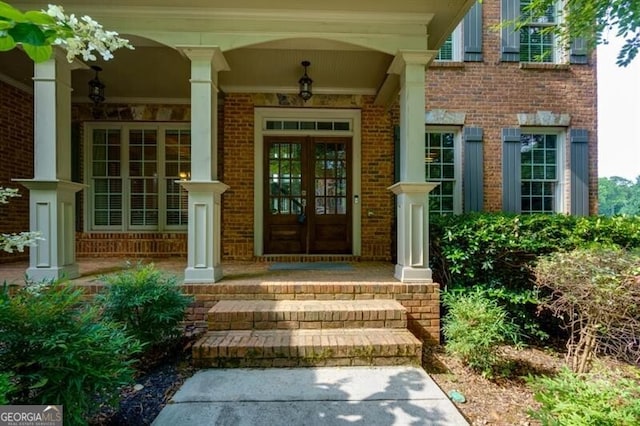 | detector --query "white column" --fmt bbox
[14,50,85,281]
[387,50,438,282]
[179,47,230,283]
